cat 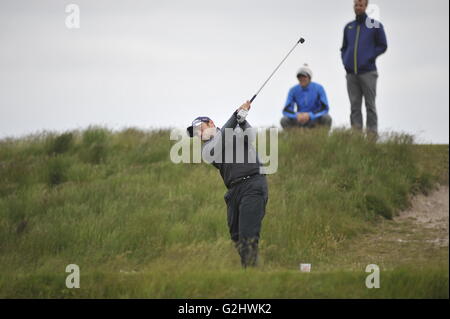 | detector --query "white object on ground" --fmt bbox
[300,263,311,272]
